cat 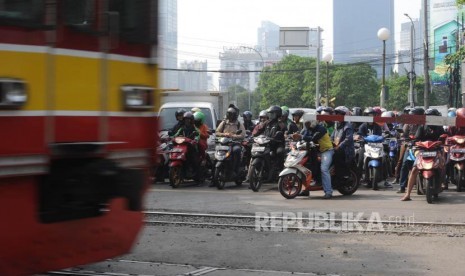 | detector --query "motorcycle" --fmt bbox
[168,136,206,188]
[248,133,282,192]
[212,131,245,189]
[278,140,360,199]
[362,135,388,190]
[385,136,399,177]
[154,134,171,183]
[414,140,445,203]
[446,135,465,192]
